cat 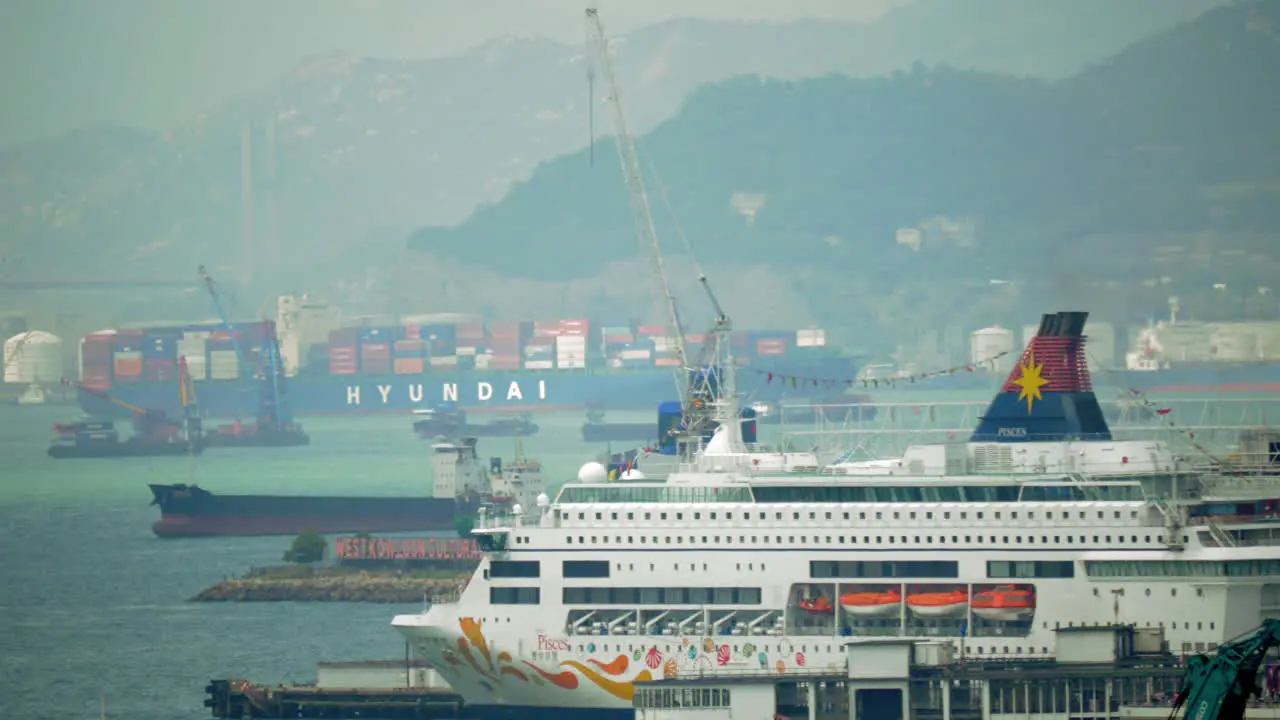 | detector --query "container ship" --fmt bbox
[75,311,861,419]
